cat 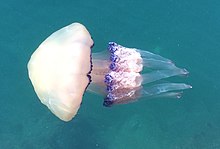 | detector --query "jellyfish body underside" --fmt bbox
[88,42,191,107]
[27,22,191,121]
